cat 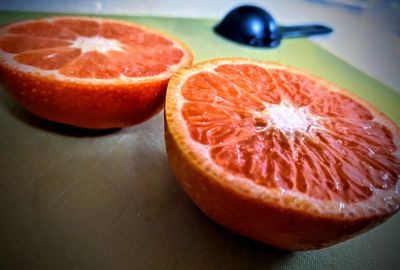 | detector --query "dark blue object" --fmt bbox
[214,5,333,48]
